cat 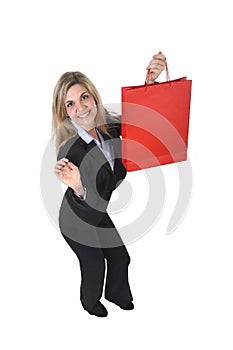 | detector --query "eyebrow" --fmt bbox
[65,100,73,105]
